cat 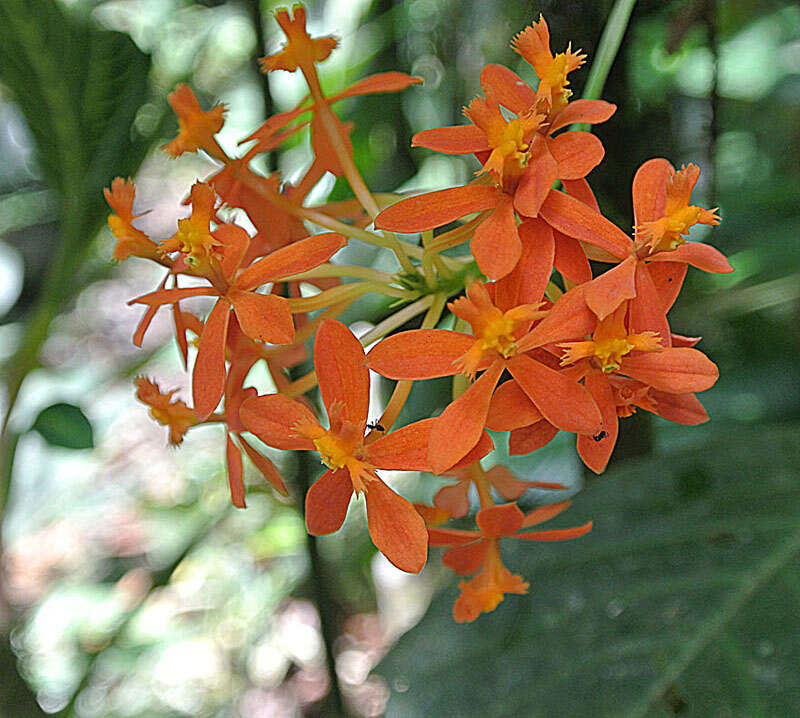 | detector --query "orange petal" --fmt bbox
[472,194,521,280]
[521,500,572,527]
[434,482,471,519]
[229,290,294,344]
[428,361,504,474]
[486,380,541,431]
[334,71,422,100]
[562,178,600,212]
[621,348,719,394]
[628,263,671,346]
[548,99,617,133]
[648,243,733,274]
[486,465,563,499]
[507,354,602,435]
[514,218,555,304]
[479,64,536,114]
[584,255,637,320]
[547,131,605,180]
[576,372,618,474]
[516,286,594,352]
[646,261,686,312]
[632,158,672,226]
[428,526,480,547]
[306,469,352,535]
[365,479,428,573]
[193,299,230,420]
[412,125,490,155]
[214,224,250,280]
[365,418,436,471]
[226,435,246,508]
[375,185,500,233]
[516,522,593,541]
[553,230,591,283]
[509,421,558,455]
[539,190,630,258]
[443,540,489,575]
[131,285,216,307]
[366,330,476,379]
[237,434,288,494]
[649,390,709,425]
[236,232,346,290]
[239,394,318,450]
[513,134,558,218]
[451,432,495,469]
[314,320,369,433]
[476,503,524,537]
